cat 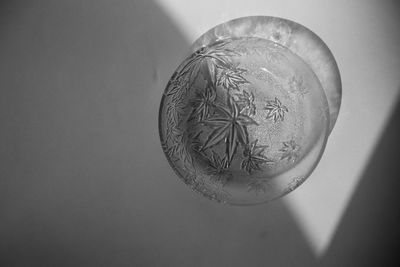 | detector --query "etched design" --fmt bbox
[165,39,240,101]
[216,64,249,91]
[283,176,306,194]
[279,138,300,162]
[166,98,186,126]
[164,39,251,137]
[189,83,217,121]
[269,22,292,46]
[253,45,286,64]
[264,97,289,122]
[160,36,328,203]
[318,104,330,122]
[165,120,183,143]
[207,151,232,186]
[247,180,269,194]
[235,90,256,116]
[166,130,200,167]
[181,40,238,86]
[190,39,239,66]
[288,76,308,97]
[241,139,272,174]
[213,189,231,203]
[165,72,189,99]
[272,30,282,42]
[206,183,232,203]
[190,172,231,203]
[161,38,258,202]
[201,96,258,164]
[187,129,203,154]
